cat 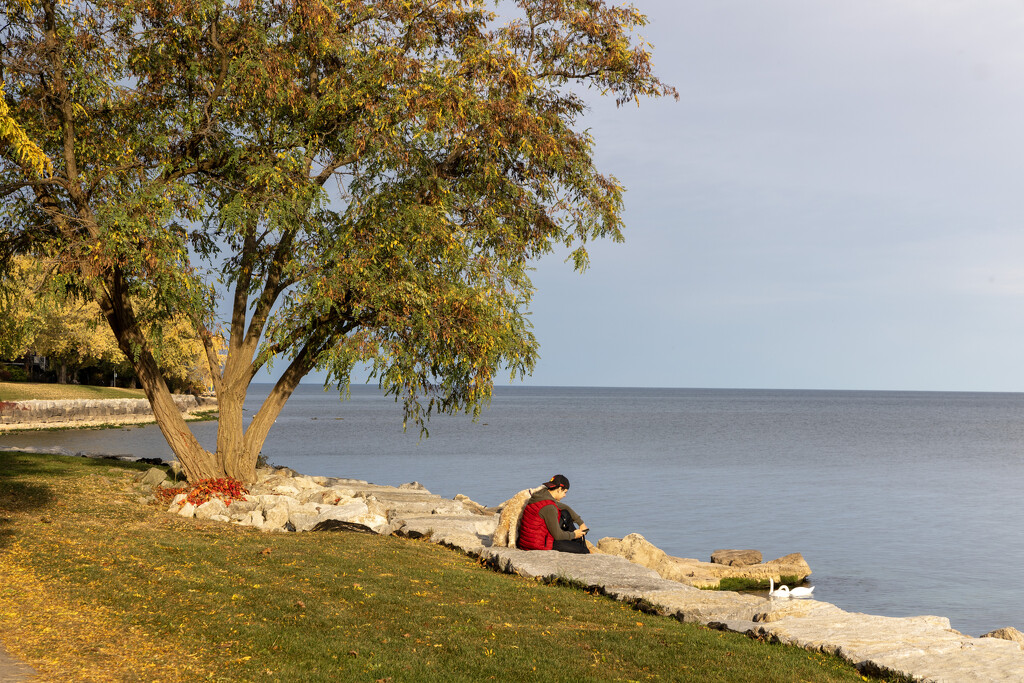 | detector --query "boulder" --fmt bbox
[299,488,341,505]
[597,533,668,568]
[711,549,762,566]
[138,467,168,487]
[263,503,291,530]
[397,515,497,551]
[285,476,322,491]
[226,499,259,515]
[454,494,496,515]
[195,499,228,520]
[311,500,388,534]
[289,511,321,533]
[982,627,1024,646]
[234,511,264,528]
[596,534,811,589]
